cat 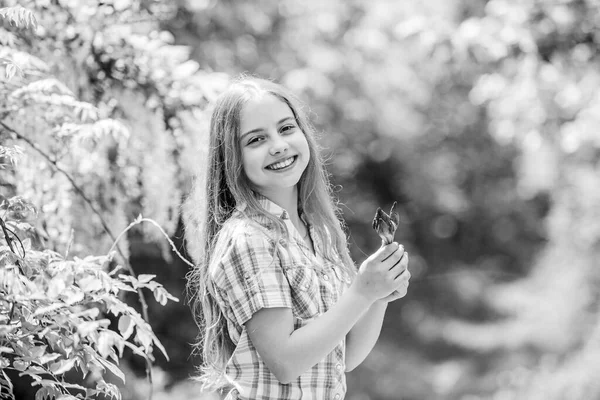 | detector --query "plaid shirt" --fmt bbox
[209,195,355,400]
